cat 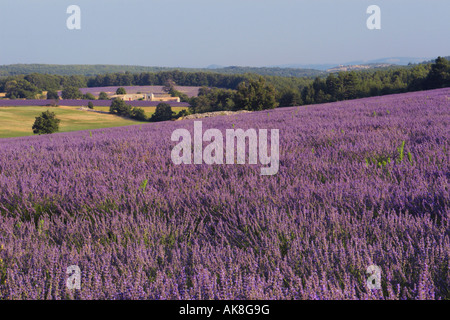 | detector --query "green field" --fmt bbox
[0,106,146,138]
